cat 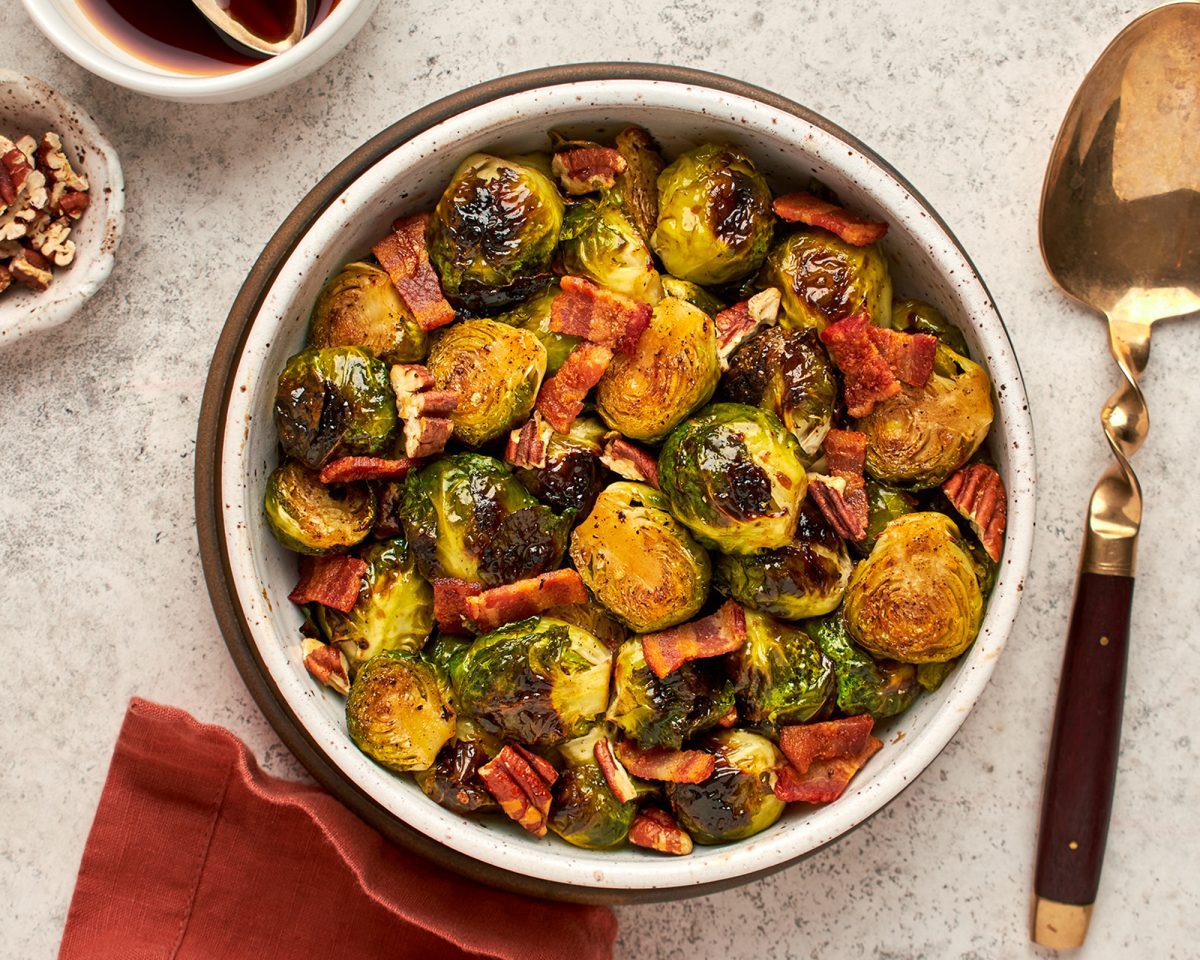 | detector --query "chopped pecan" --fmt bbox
[389,363,437,395]
[614,741,715,784]
[819,312,901,418]
[431,578,483,634]
[552,145,627,195]
[36,132,88,192]
[599,433,659,487]
[57,189,90,220]
[779,715,875,774]
[318,456,418,484]
[0,263,10,294]
[402,416,453,459]
[629,807,693,855]
[504,412,552,469]
[535,341,614,433]
[640,600,747,679]
[593,737,638,803]
[9,248,52,291]
[773,735,882,804]
[549,276,652,355]
[807,429,869,540]
[867,326,937,388]
[28,215,75,267]
[397,388,460,419]
[373,213,455,331]
[288,554,367,613]
[942,463,1007,562]
[773,191,888,246]
[463,569,588,632]
[0,158,13,208]
[300,638,351,696]
[478,745,556,837]
[714,287,781,367]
